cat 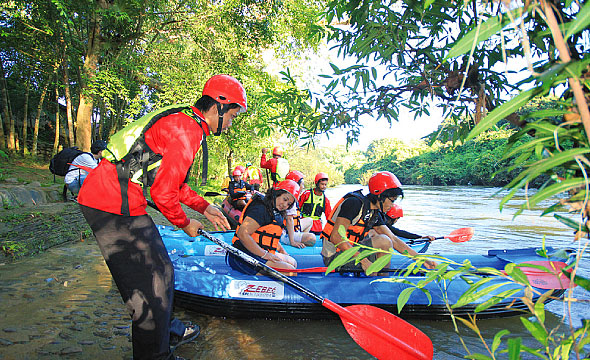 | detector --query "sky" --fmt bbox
[263,42,445,151]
